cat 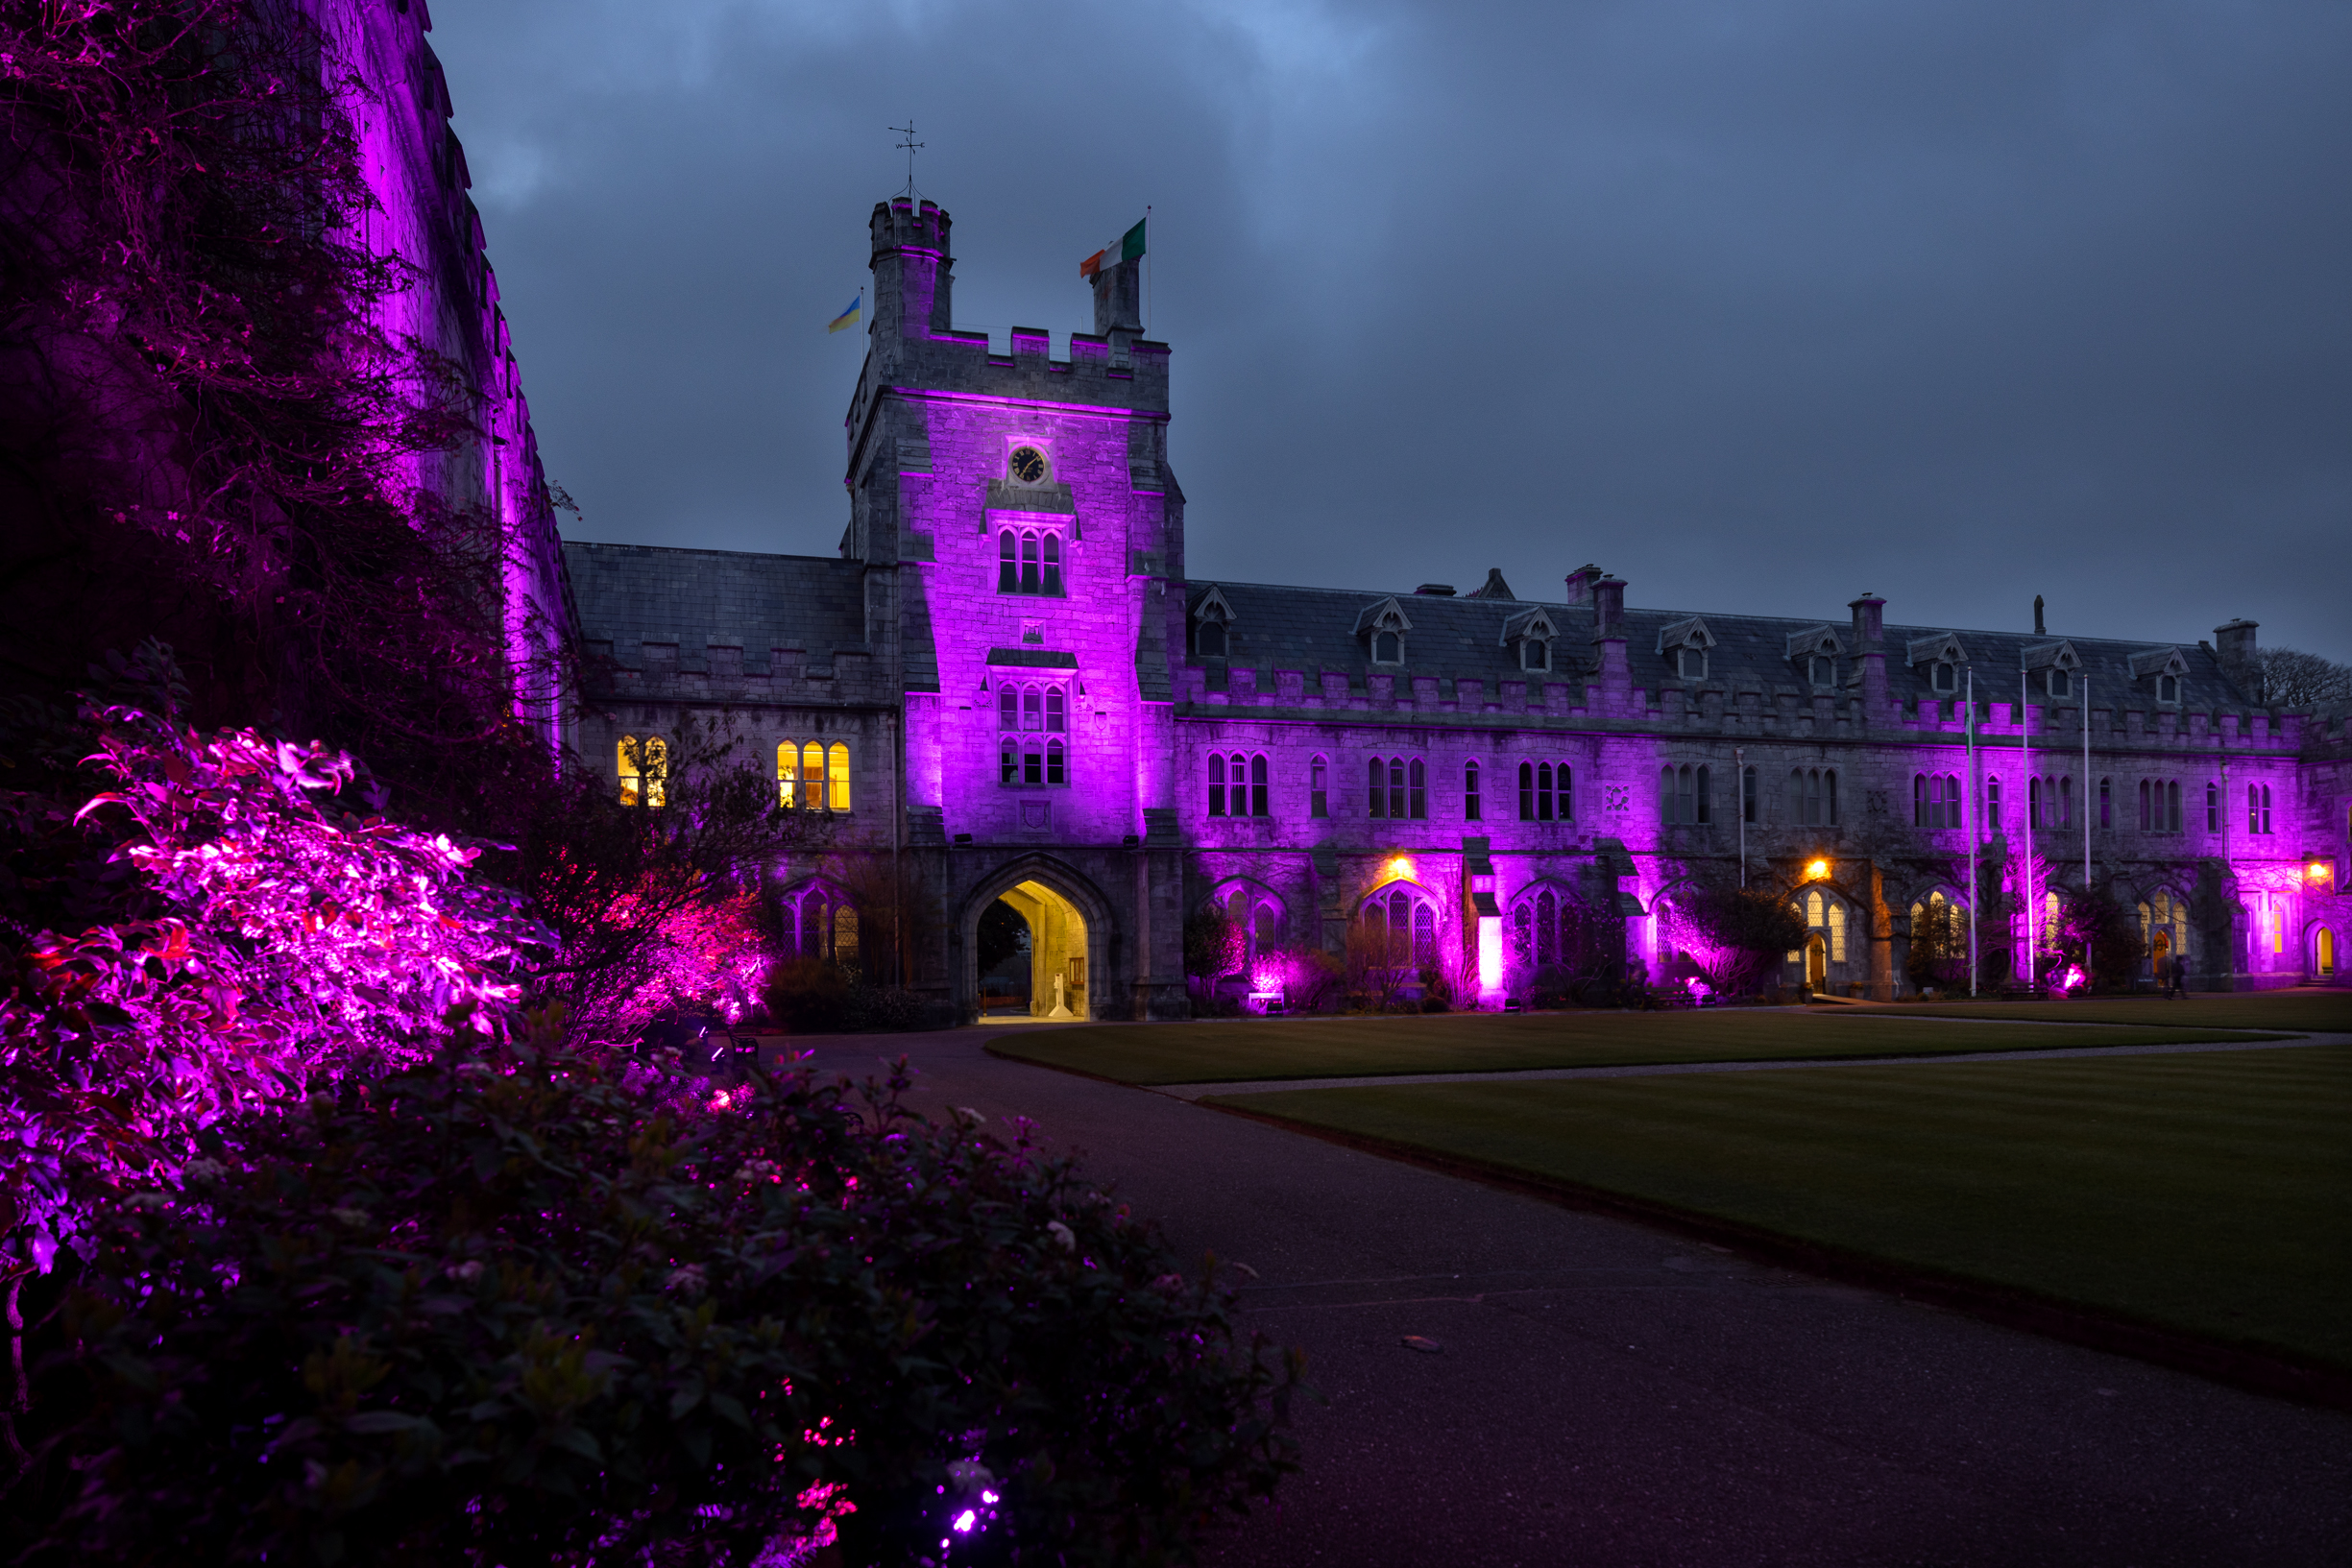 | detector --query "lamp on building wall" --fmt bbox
[1388,856,1415,881]
[2310,859,2336,886]
[1806,858,1831,881]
